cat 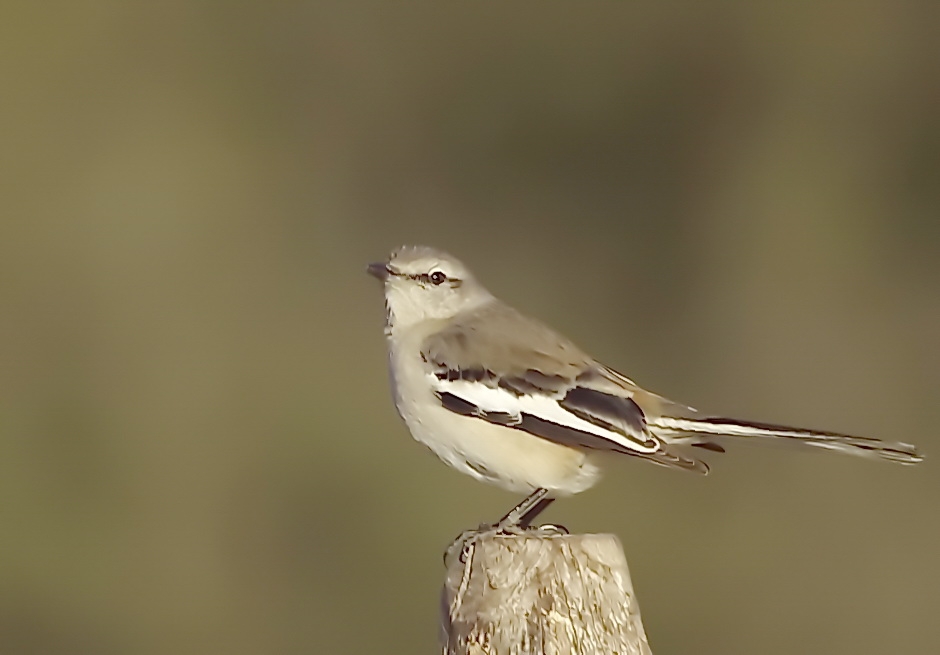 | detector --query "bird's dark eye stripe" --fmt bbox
[408,272,461,287]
